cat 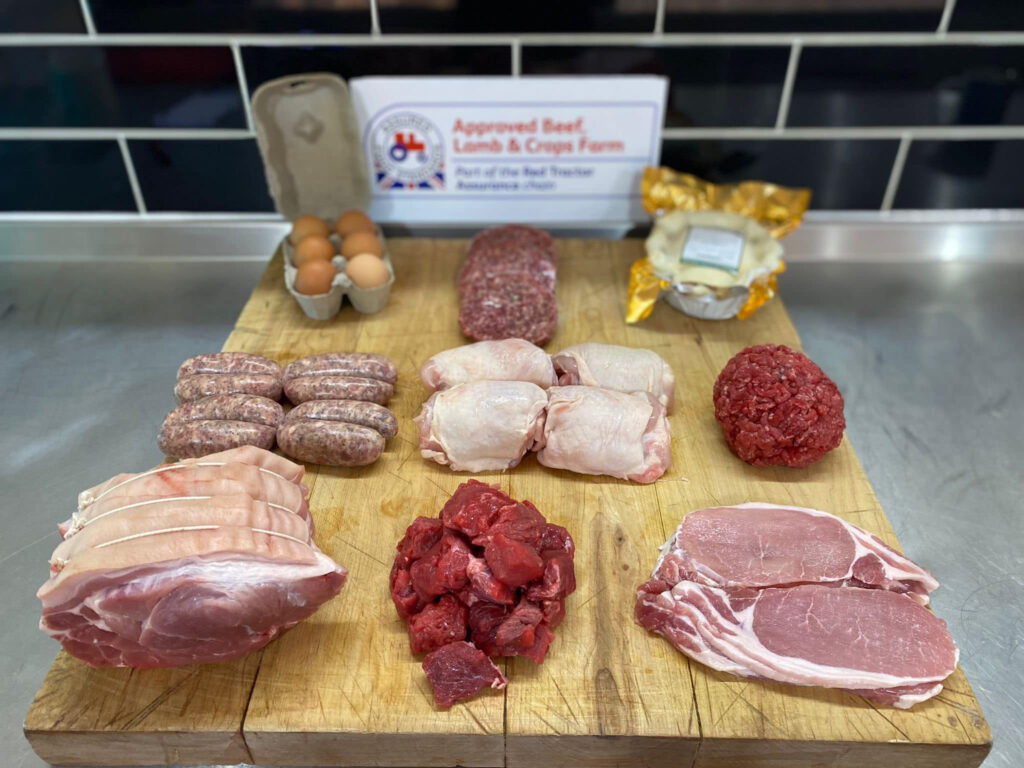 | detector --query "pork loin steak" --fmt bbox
[637,503,957,708]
